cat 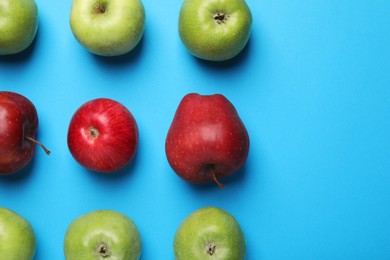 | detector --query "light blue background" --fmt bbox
[1,0,390,259]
